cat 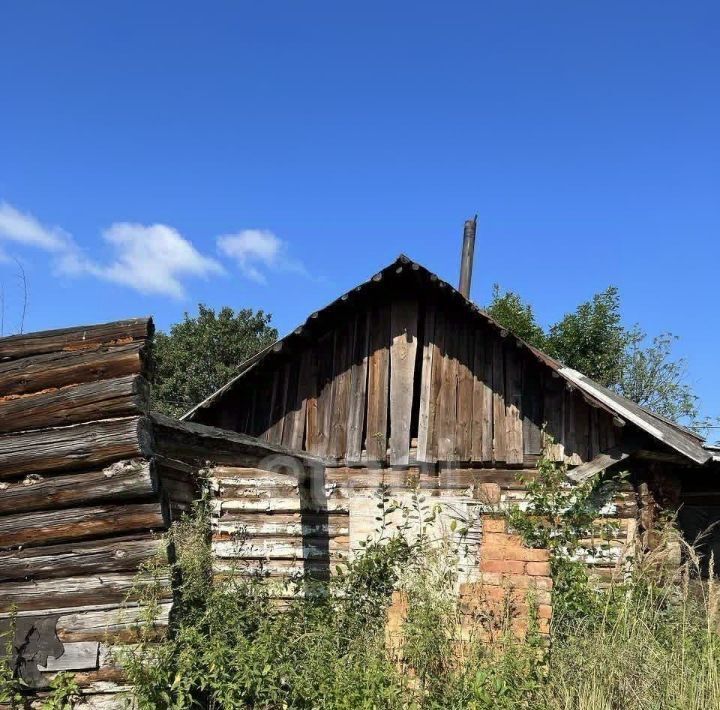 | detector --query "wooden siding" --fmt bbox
[196,287,622,468]
[210,460,640,593]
